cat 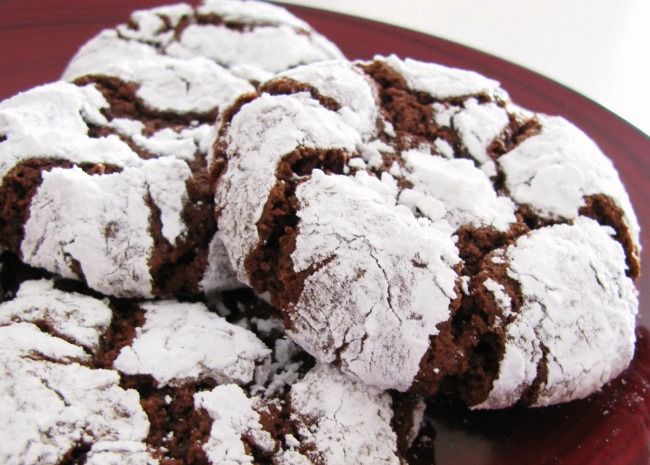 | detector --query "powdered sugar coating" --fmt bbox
[0,322,153,465]
[277,60,379,138]
[476,218,638,408]
[64,54,254,115]
[65,49,253,164]
[290,171,459,390]
[499,115,641,248]
[63,30,162,81]
[288,364,401,465]
[0,280,112,352]
[275,451,313,465]
[198,0,309,28]
[482,278,512,317]
[200,235,242,293]
[215,93,360,283]
[169,24,328,83]
[399,150,516,232]
[352,170,399,205]
[253,337,305,398]
[195,384,275,465]
[117,3,193,45]
[167,2,343,82]
[452,98,510,165]
[53,0,343,298]
[195,364,412,465]
[65,0,343,85]
[114,300,270,386]
[21,159,190,298]
[377,55,506,100]
[0,82,140,180]
[358,139,394,170]
[84,449,156,465]
[406,398,427,448]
